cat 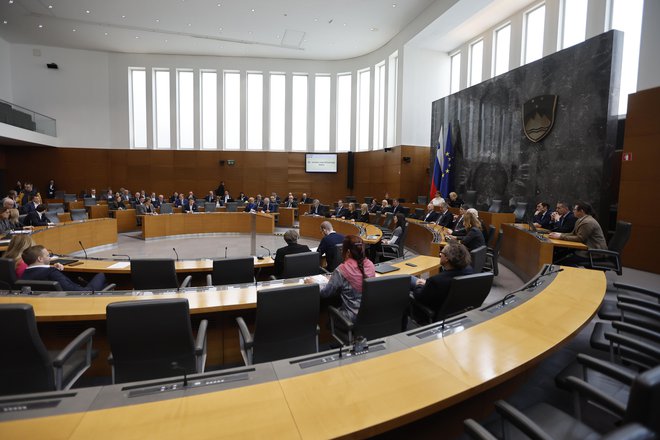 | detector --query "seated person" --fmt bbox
[431,191,445,207]
[221,191,233,205]
[451,206,472,236]
[109,194,126,210]
[9,208,31,230]
[318,221,345,270]
[26,204,52,227]
[308,199,324,216]
[300,193,312,204]
[422,203,440,223]
[262,197,278,213]
[236,192,248,203]
[332,200,349,219]
[533,202,551,229]
[345,202,358,221]
[368,199,380,213]
[284,195,297,208]
[390,199,403,215]
[305,235,375,323]
[273,230,311,277]
[436,201,454,228]
[0,207,14,234]
[356,203,370,223]
[182,197,198,213]
[255,194,264,208]
[204,191,216,203]
[450,210,484,251]
[21,245,108,291]
[549,201,576,233]
[174,193,186,208]
[411,242,474,311]
[549,201,607,265]
[447,192,464,208]
[169,191,179,203]
[244,197,257,213]
[379,199,391,213]
[382,213,406,246]
[270,192,281,204]
[22,194,42,215]
[136,196,156,216]
[153,194,165,209]
[3,234,35,278]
